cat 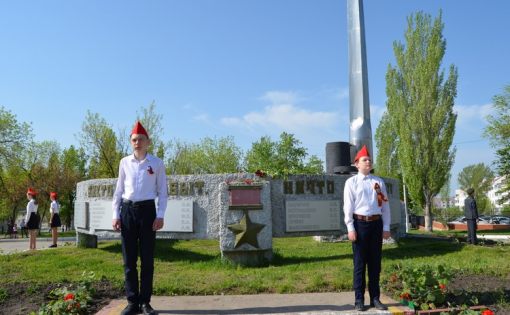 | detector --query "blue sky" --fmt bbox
[1,0,508,192]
